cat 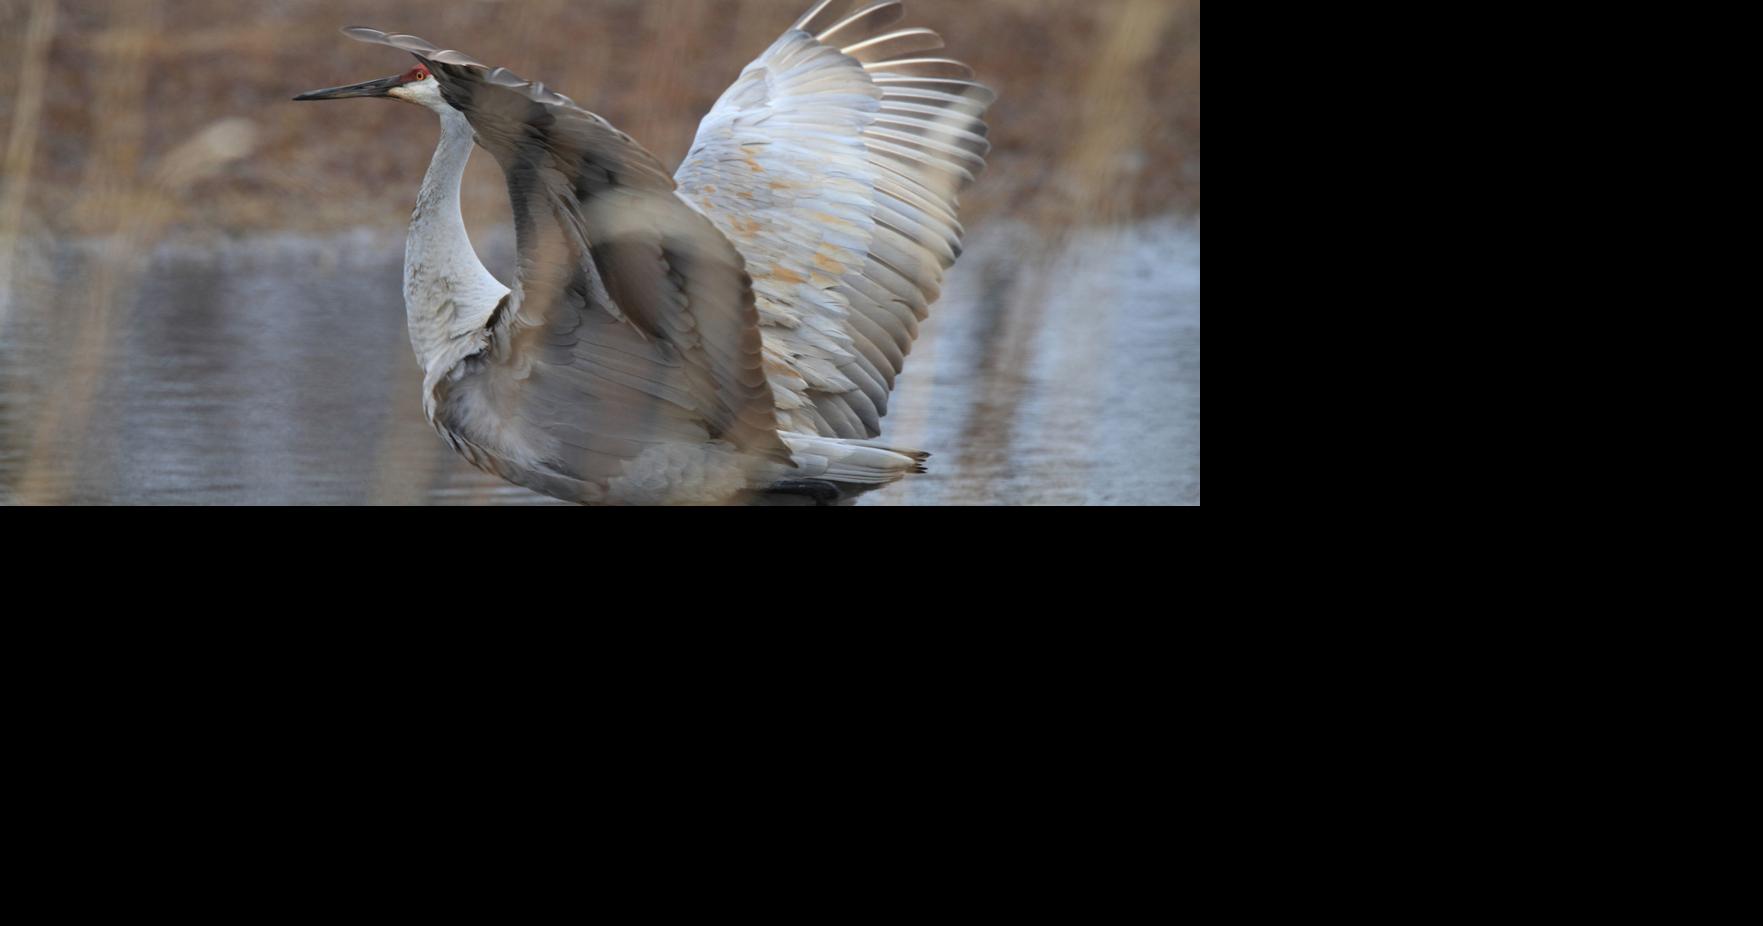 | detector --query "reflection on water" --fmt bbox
[0,221,1198,505]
